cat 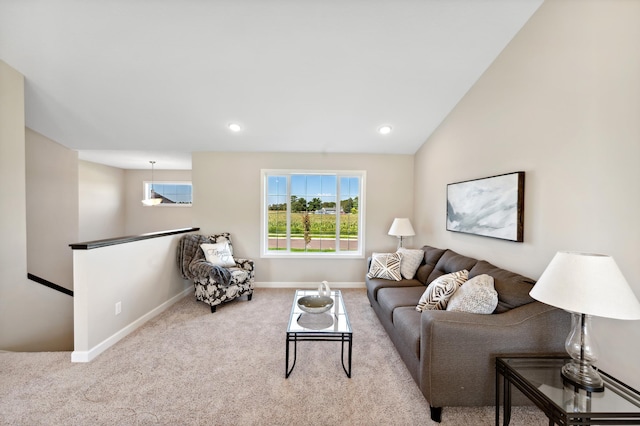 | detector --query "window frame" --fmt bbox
[142,180,193,207]
[260,169,366,259]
